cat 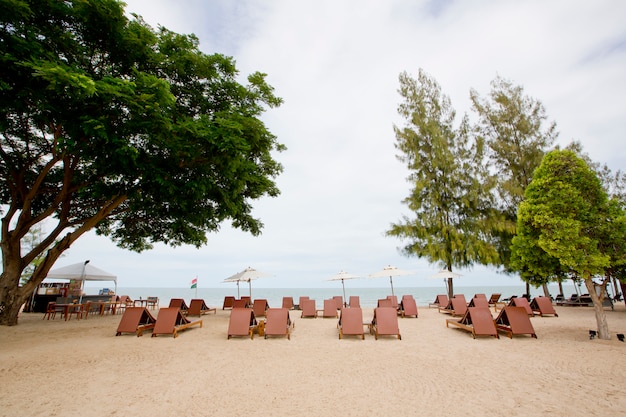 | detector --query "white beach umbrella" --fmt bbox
[368,265,414,296]
[327,271,361,303]
[222,267,271,299]
[428,269,462,299]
